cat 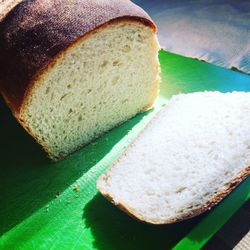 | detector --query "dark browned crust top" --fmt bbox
[0,0,156,113]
